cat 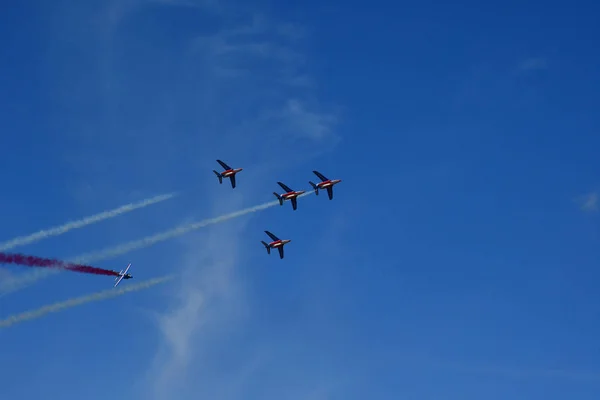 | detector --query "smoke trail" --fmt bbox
[0,192,313,295]
[0,275,173,328]
[0,252,118,276]
[73,196,308,263]
[0,193,177,252]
